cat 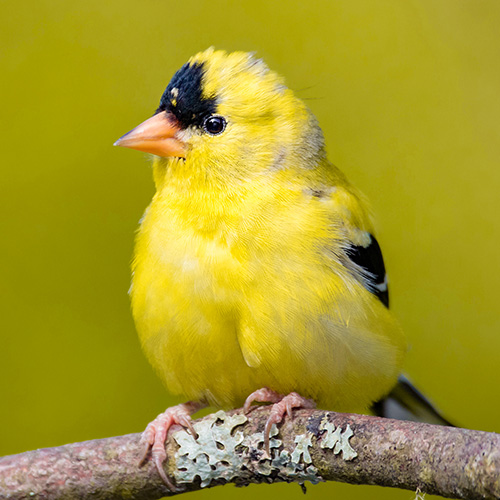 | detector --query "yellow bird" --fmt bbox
[115,48,449,487]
